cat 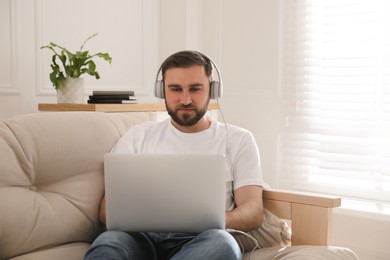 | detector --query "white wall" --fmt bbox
[0,0,160,119]
[333,208,390,259]
[160,0,283,188]
[1,0,388,259]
